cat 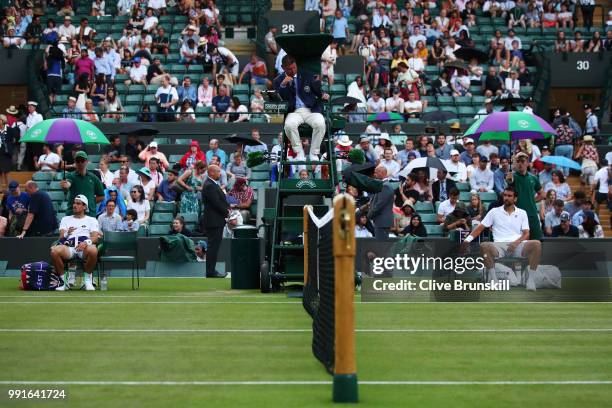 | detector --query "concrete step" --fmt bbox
[224,38,256,55]
[271,0,305,11]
